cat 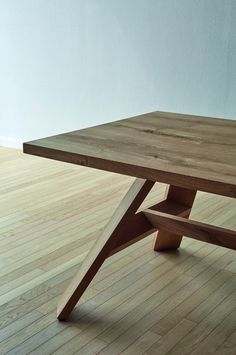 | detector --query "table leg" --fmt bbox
[153,185,197,251]
[57,178,155,320]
